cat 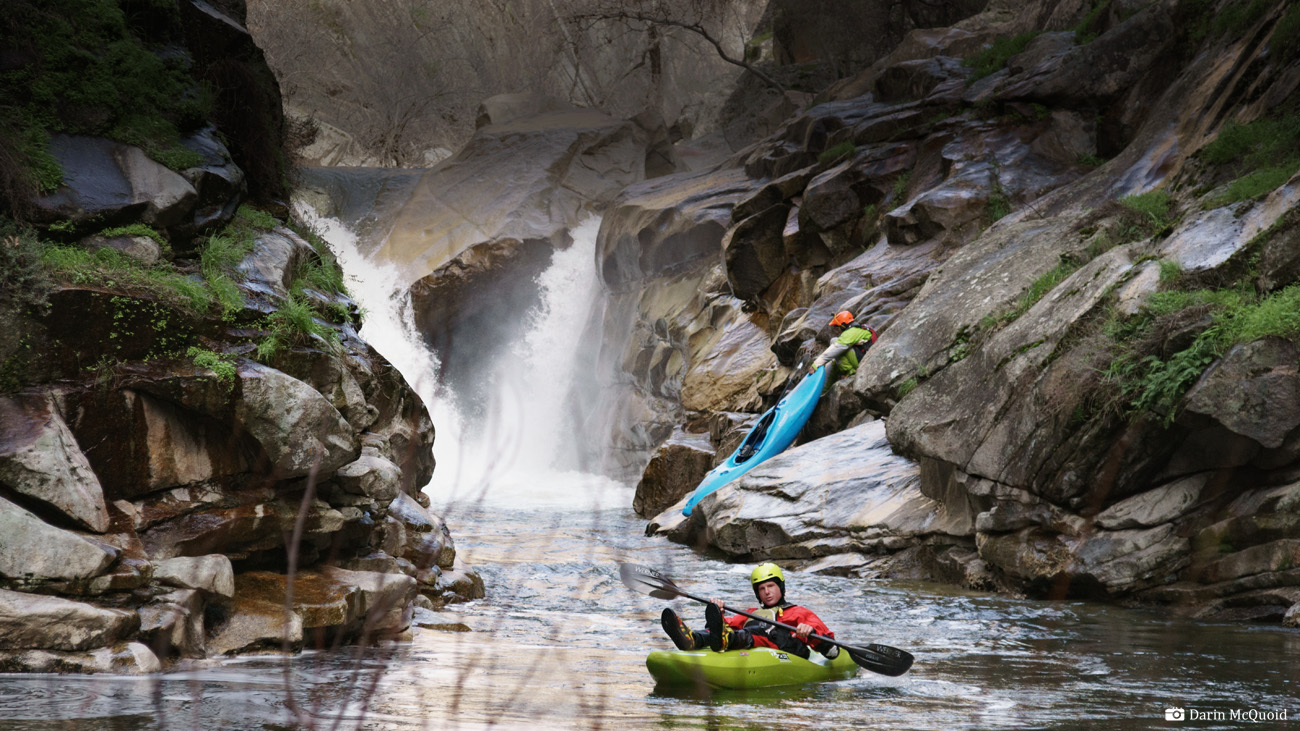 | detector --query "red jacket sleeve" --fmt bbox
[733,606,834,647]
